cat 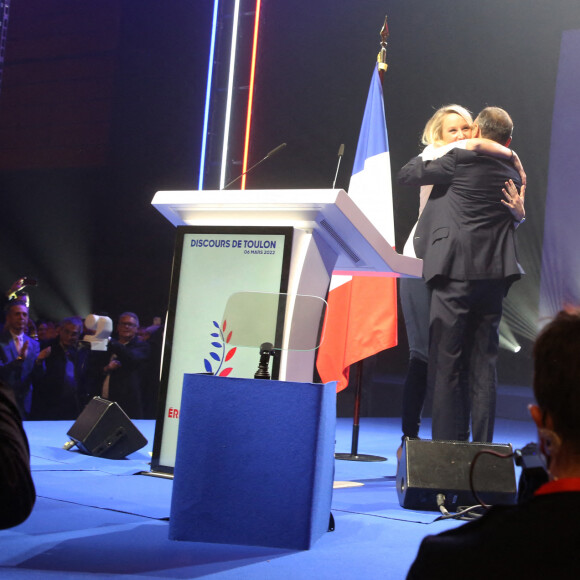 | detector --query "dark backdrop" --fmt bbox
[1,0,578,393]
